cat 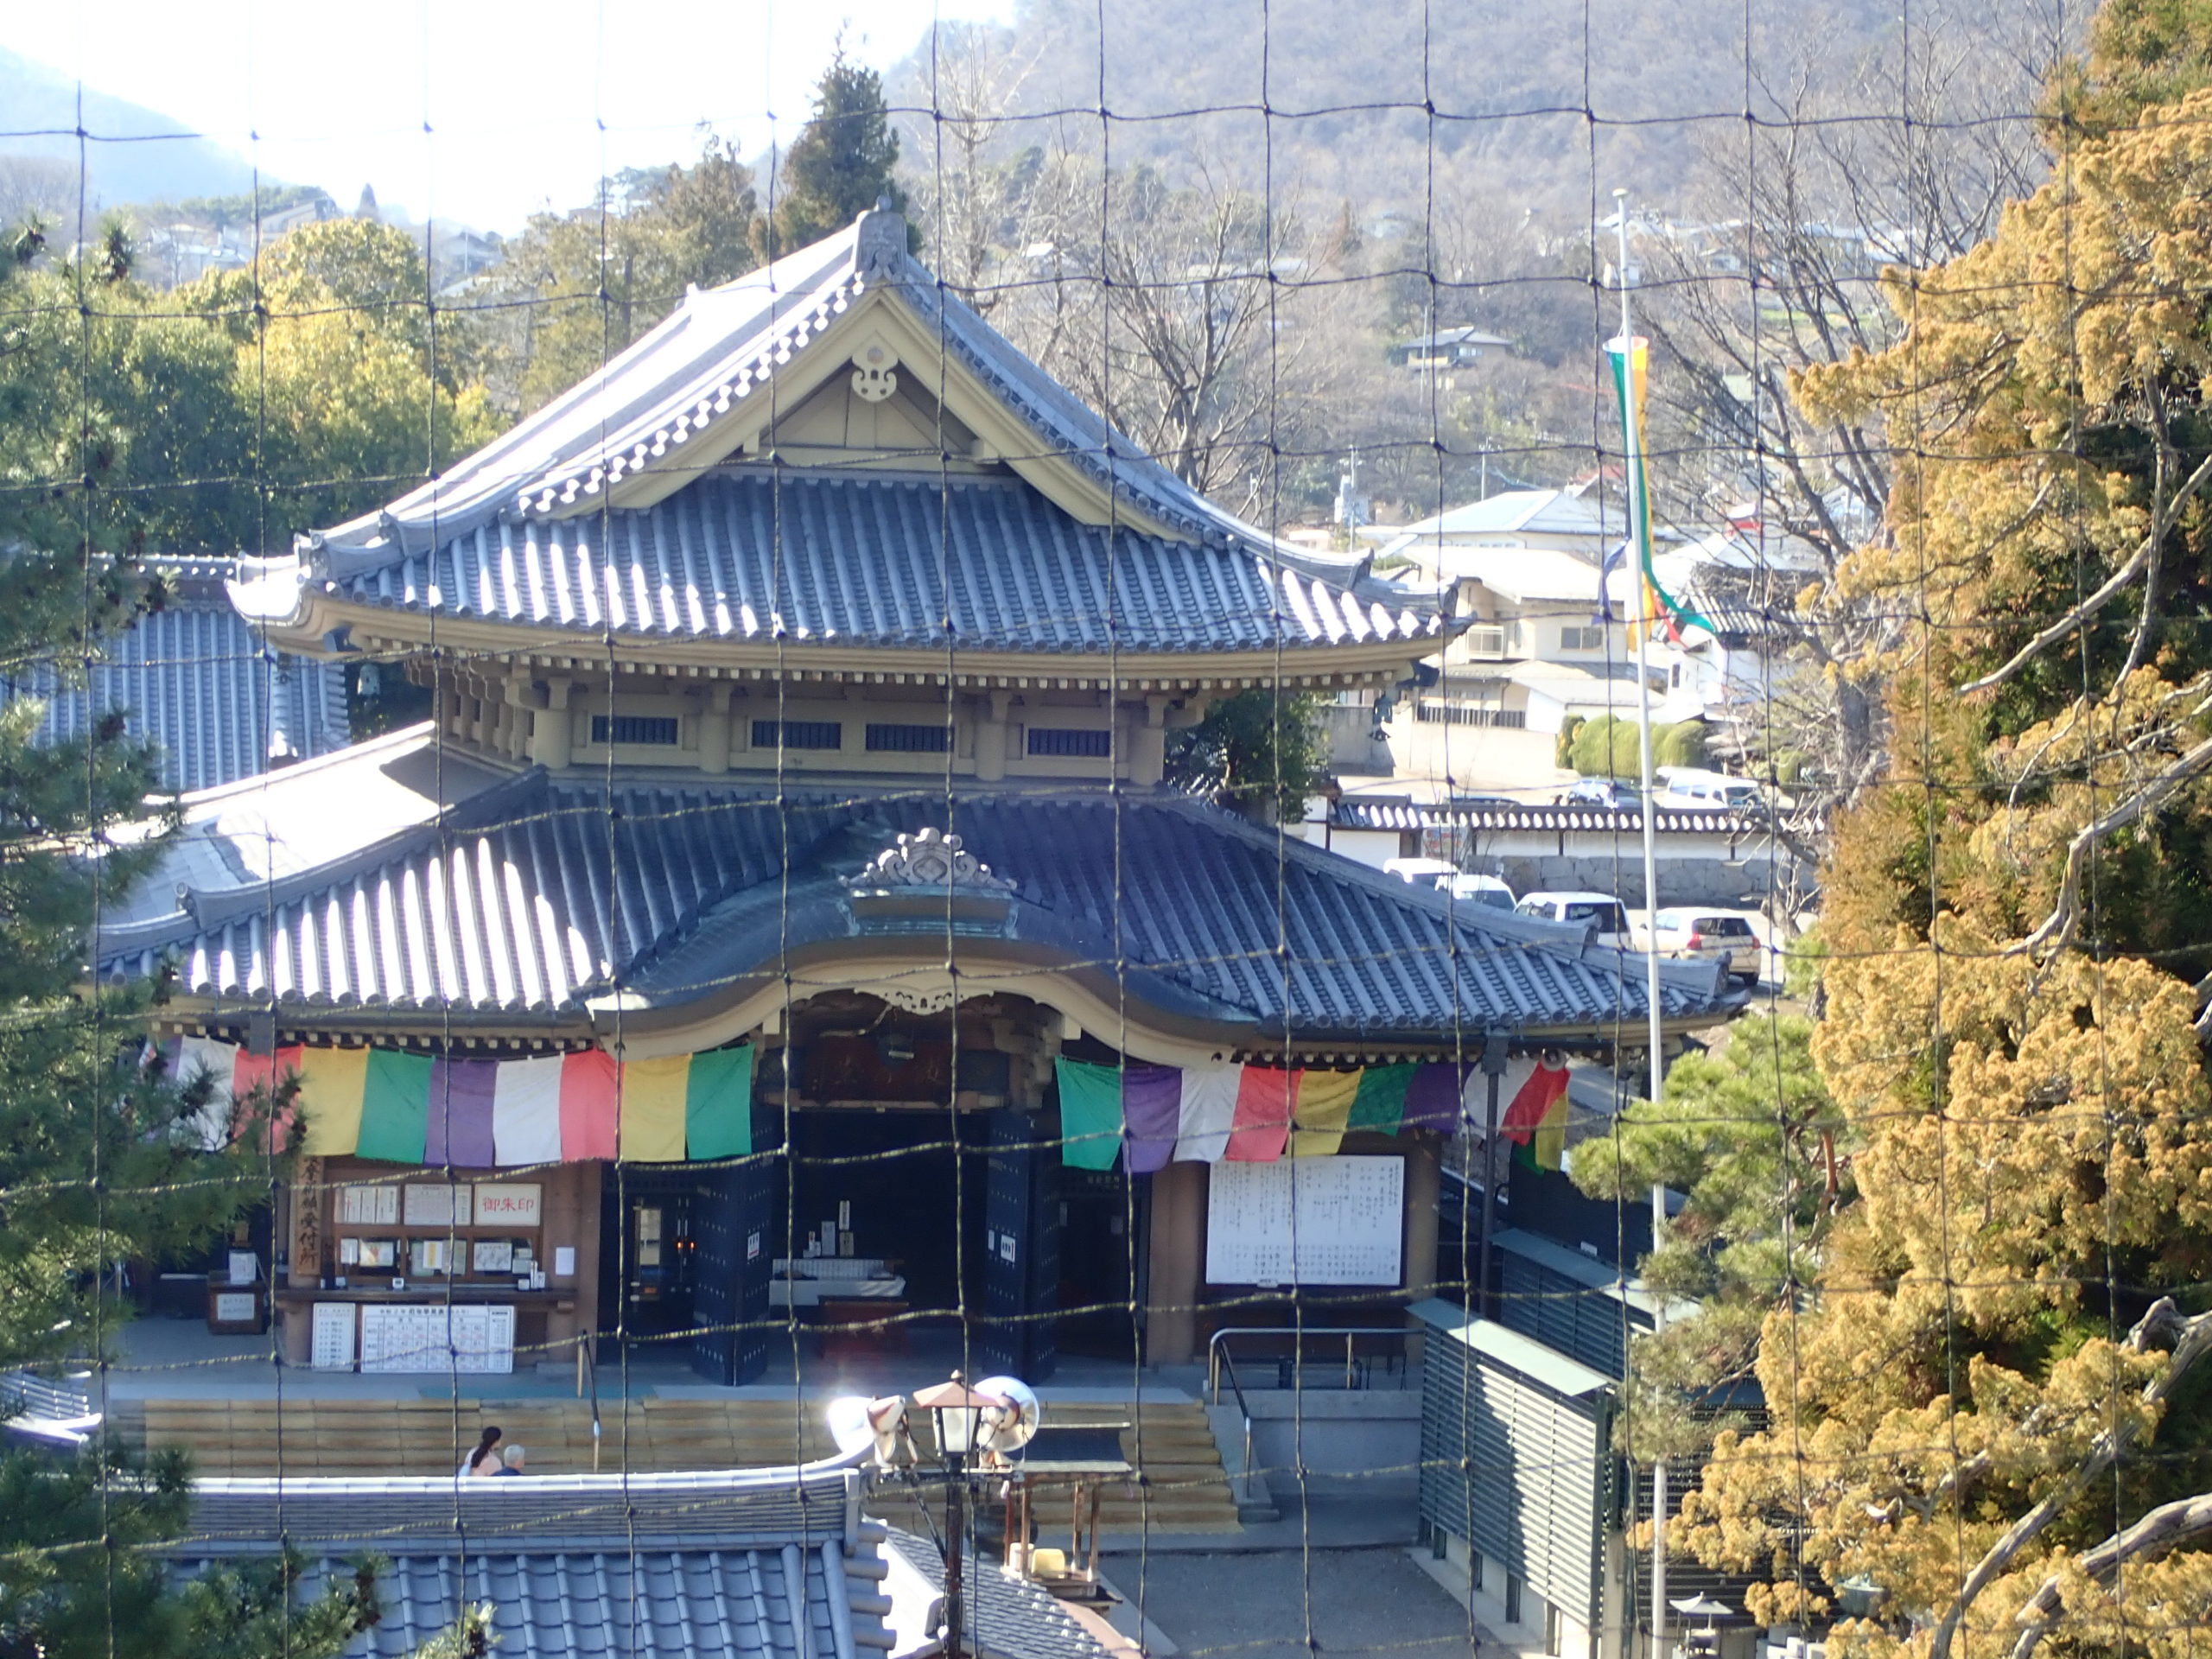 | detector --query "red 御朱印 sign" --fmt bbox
[473,1184,543,1227]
